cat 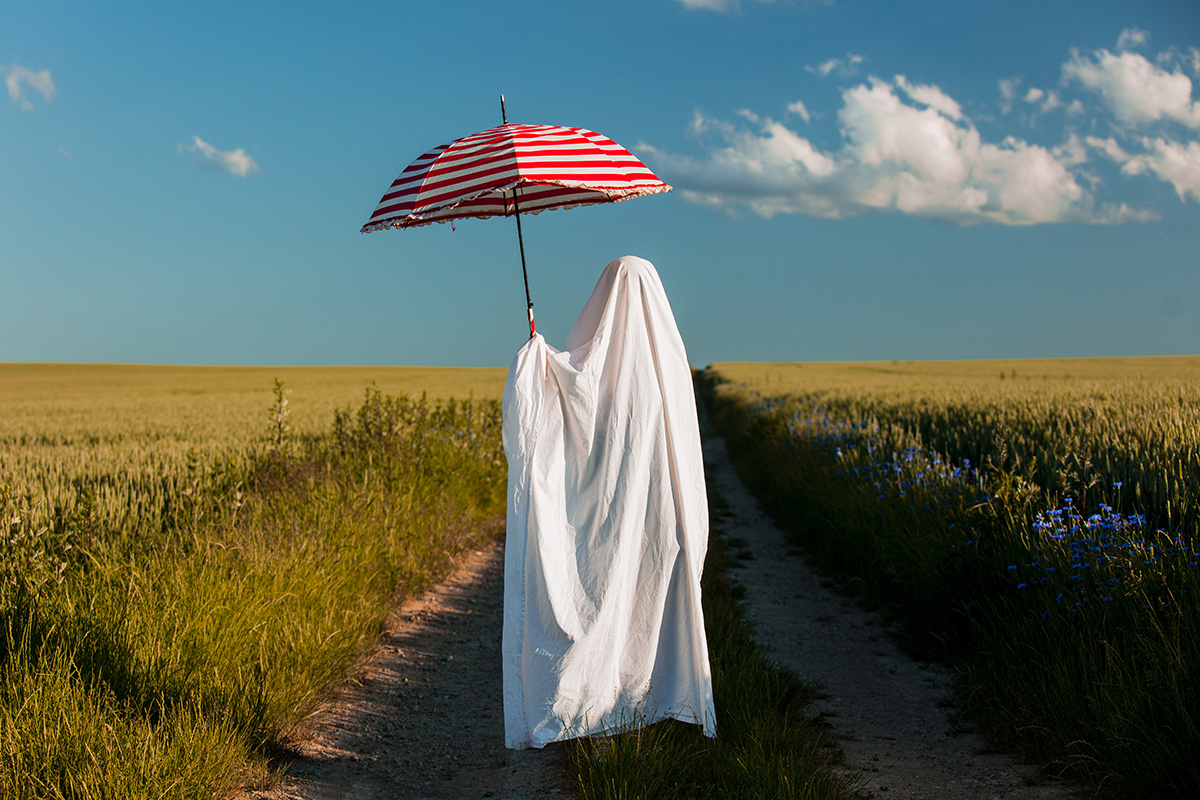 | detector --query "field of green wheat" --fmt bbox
[13,356,1192,797]
[1,362,855,800]
[702,356,1200,799]
[0,363,507,798]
